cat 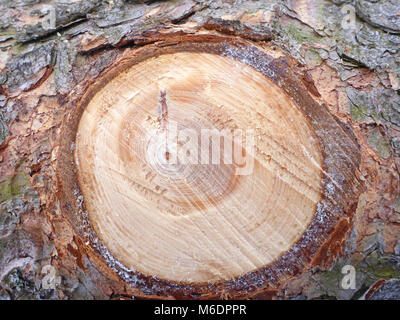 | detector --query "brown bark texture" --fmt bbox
[0,0,400,300]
